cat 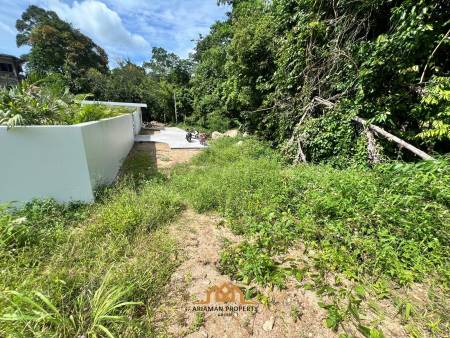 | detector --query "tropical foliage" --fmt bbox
[189,0,450,163]
[0,78,131,128]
